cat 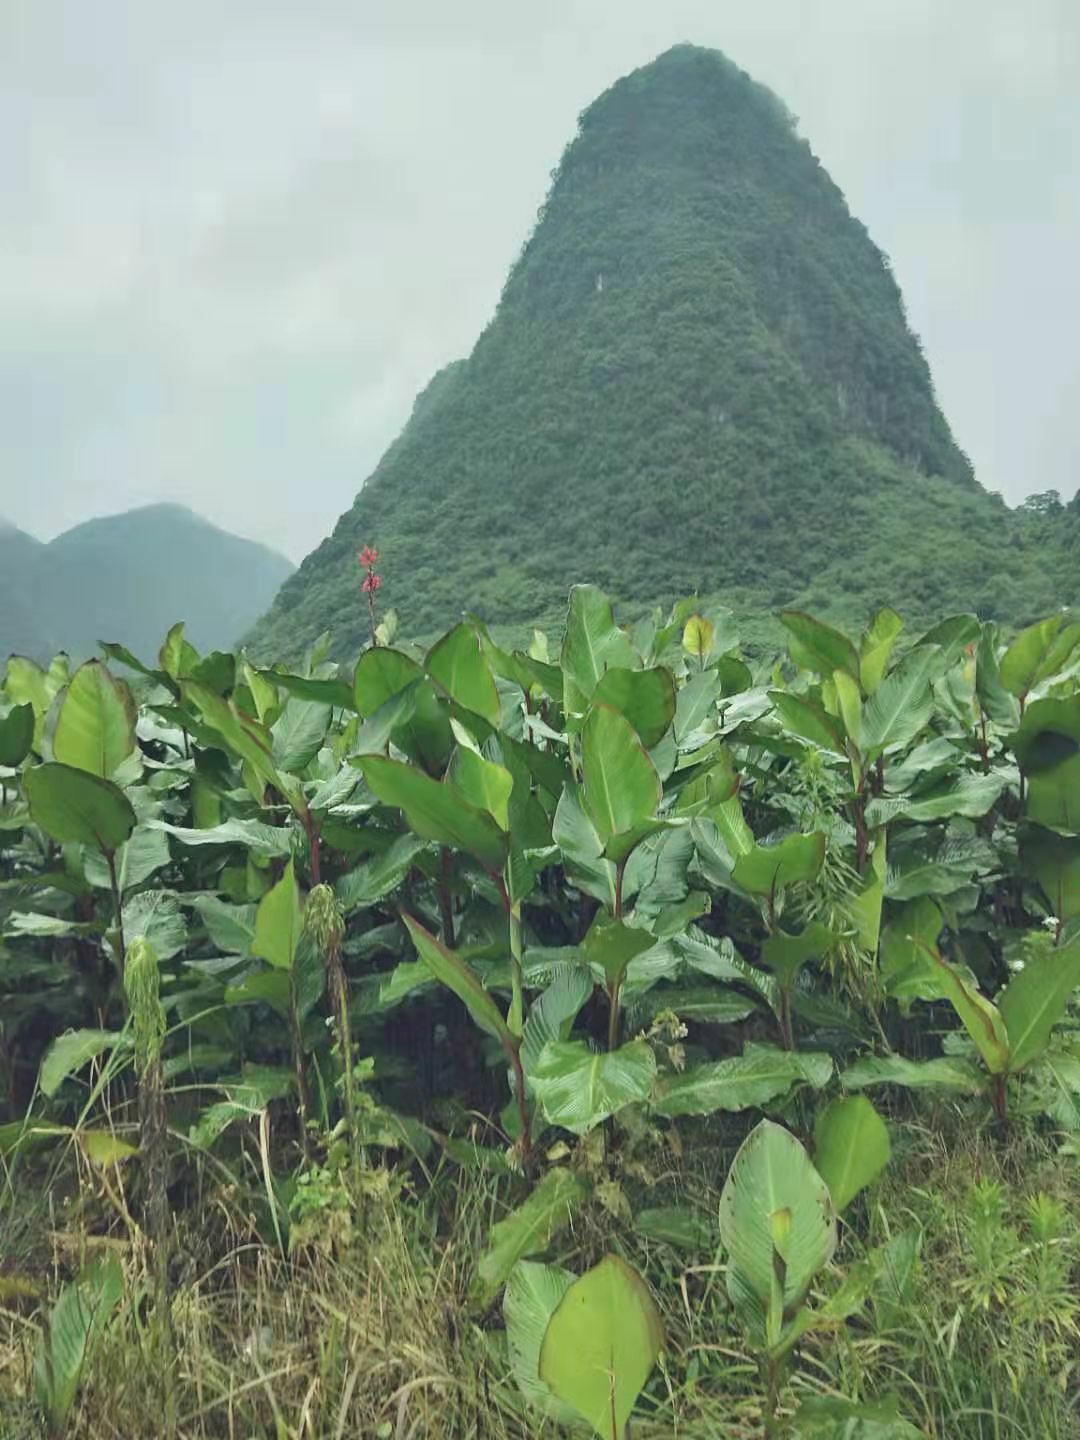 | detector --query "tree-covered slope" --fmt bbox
[2,504,293,664]
[249,45,1075,659]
